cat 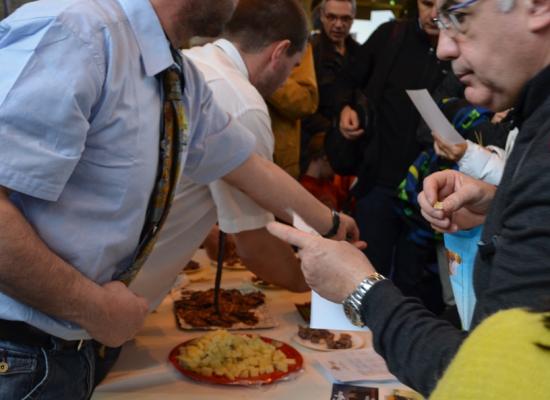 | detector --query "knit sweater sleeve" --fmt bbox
[361,280,468,397]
